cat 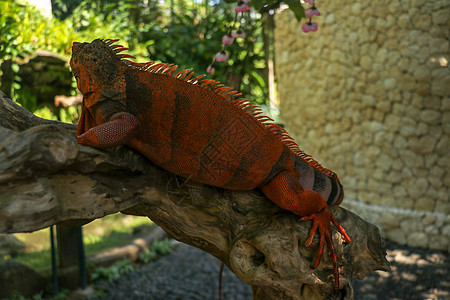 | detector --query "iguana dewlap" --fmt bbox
[70,39,351,289]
